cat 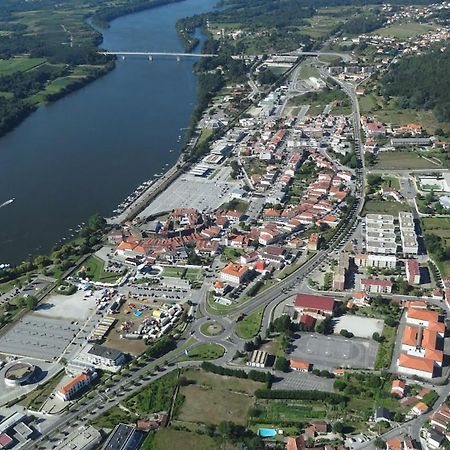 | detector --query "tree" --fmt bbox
[274,356,289,372]
[333,421,344,433]
[25,295,38,311]
[374,438,385,449]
